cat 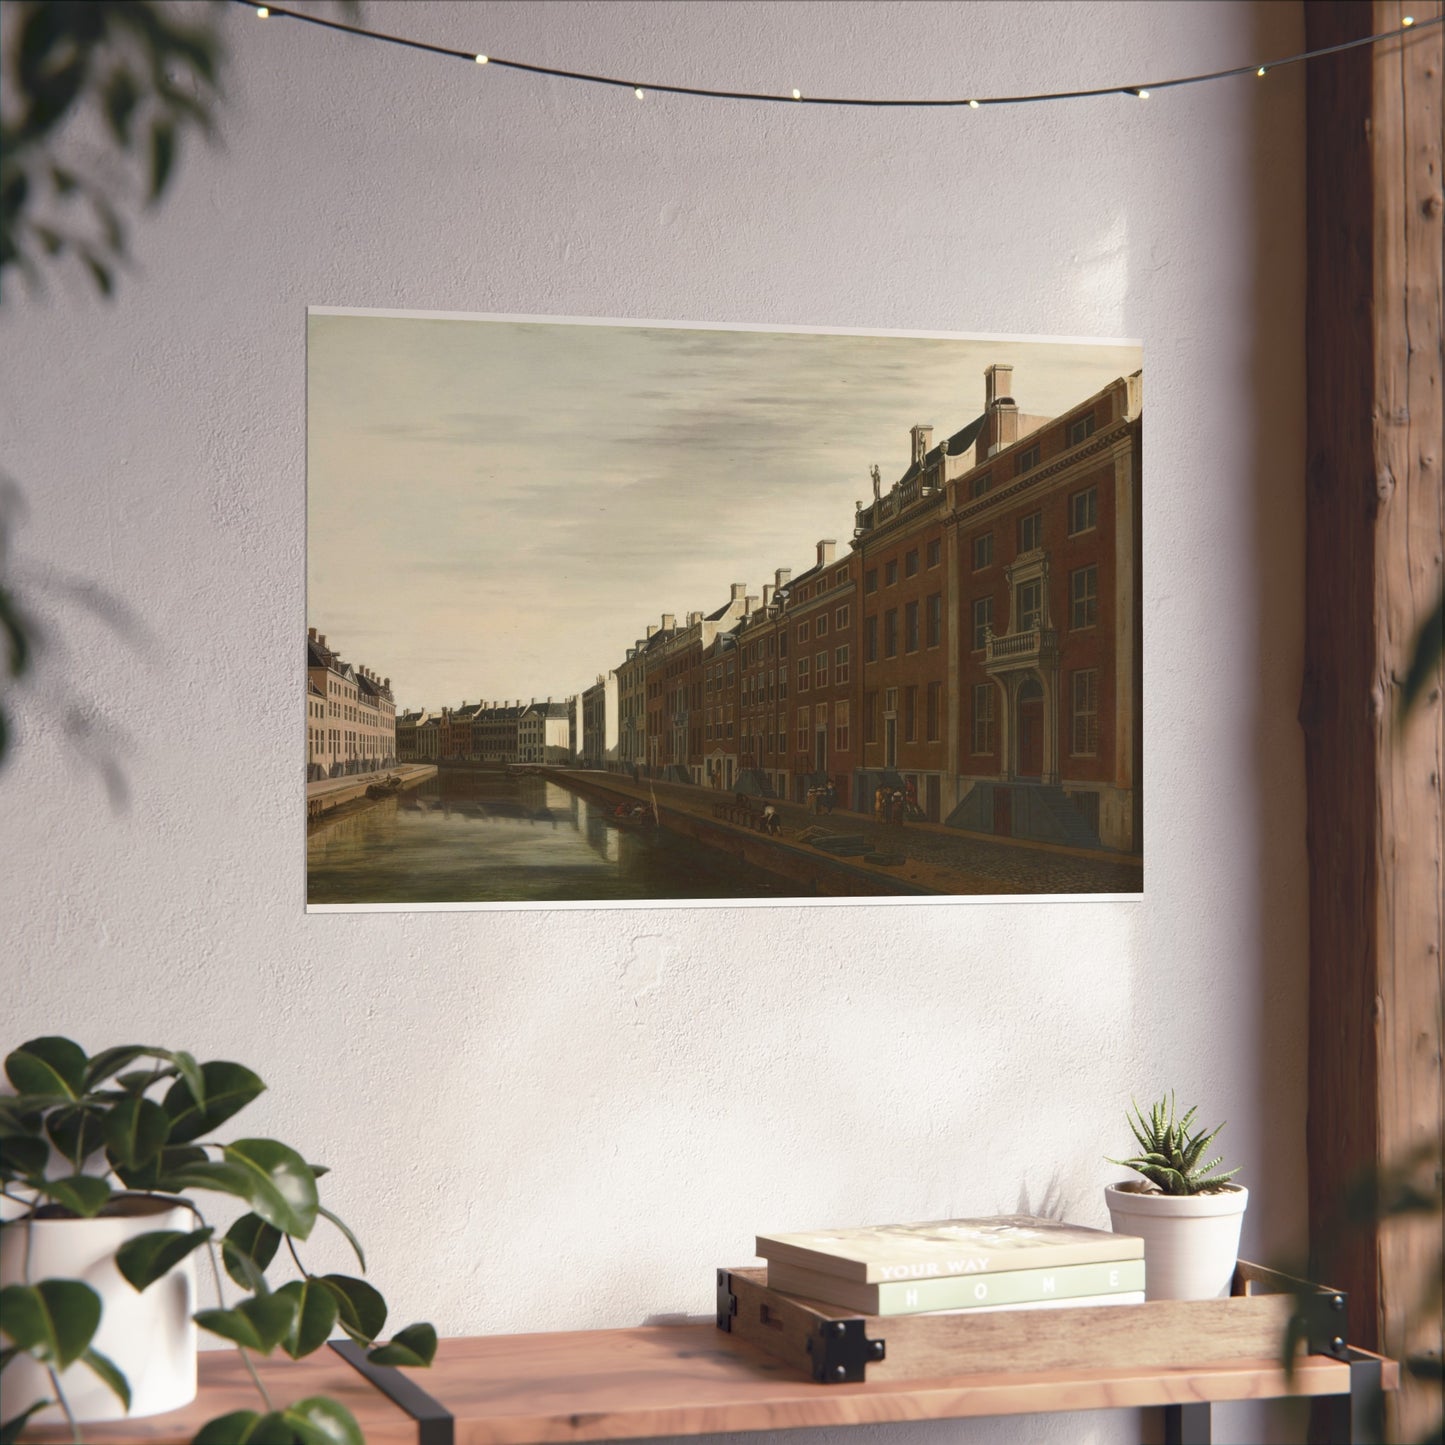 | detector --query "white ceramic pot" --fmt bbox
[1104,1181,1249,1301]
[0,1194,198,1422]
